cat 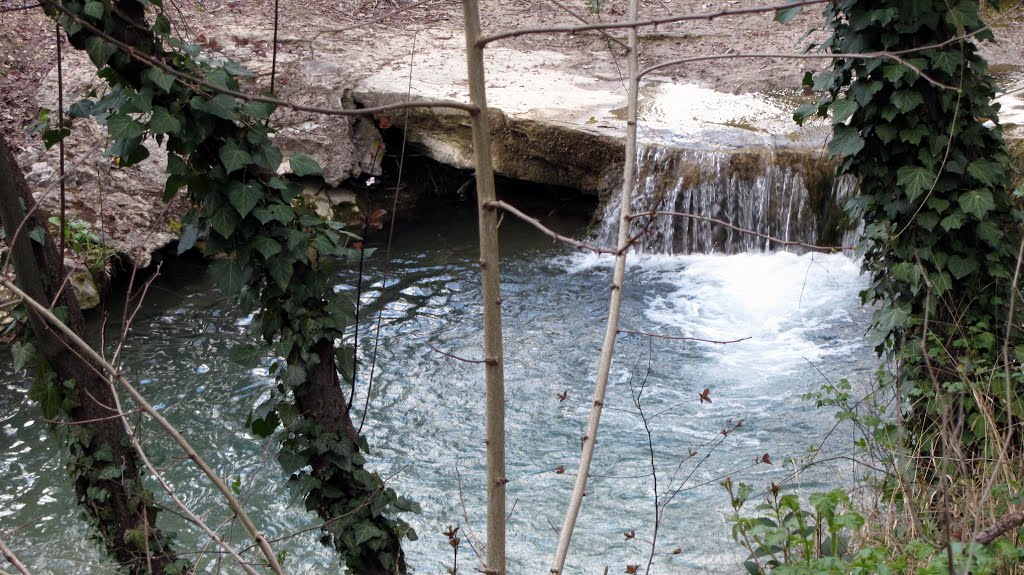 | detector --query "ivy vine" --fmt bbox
[43,0,417,572]
[789,0,1023,450]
